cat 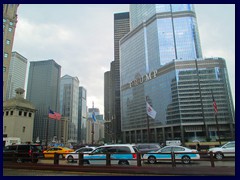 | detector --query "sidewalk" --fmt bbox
[3,162,235,176]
